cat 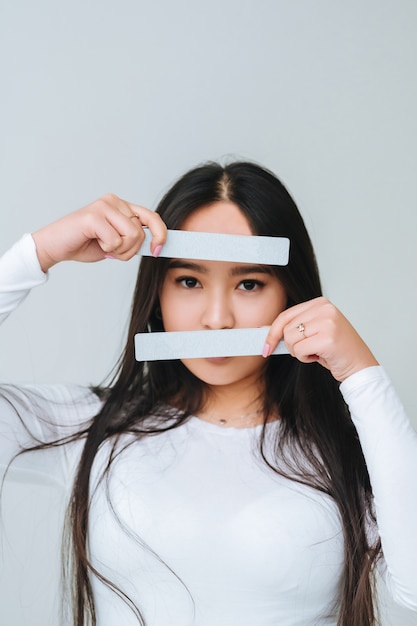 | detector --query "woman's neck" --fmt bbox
[196,382,272,428]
